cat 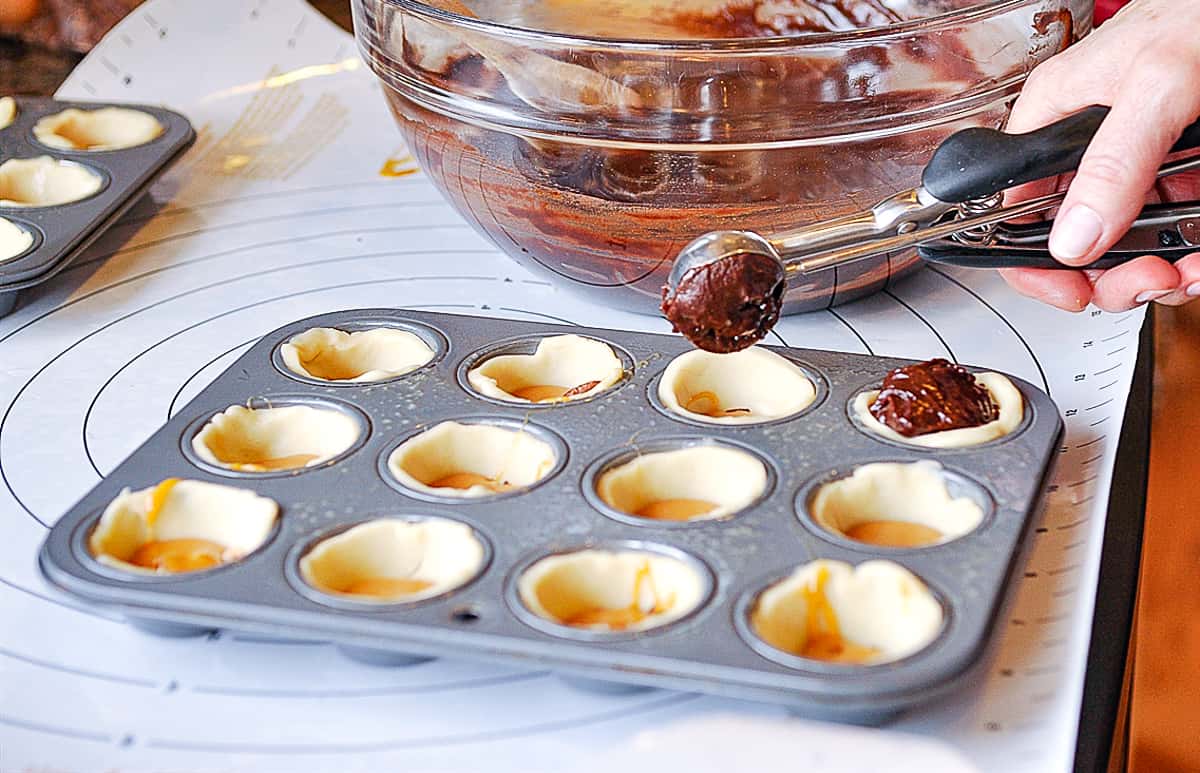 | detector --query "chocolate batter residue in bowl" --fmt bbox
[358,0,1083,316]
[869,359,998,437]
[661,251,784,353]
